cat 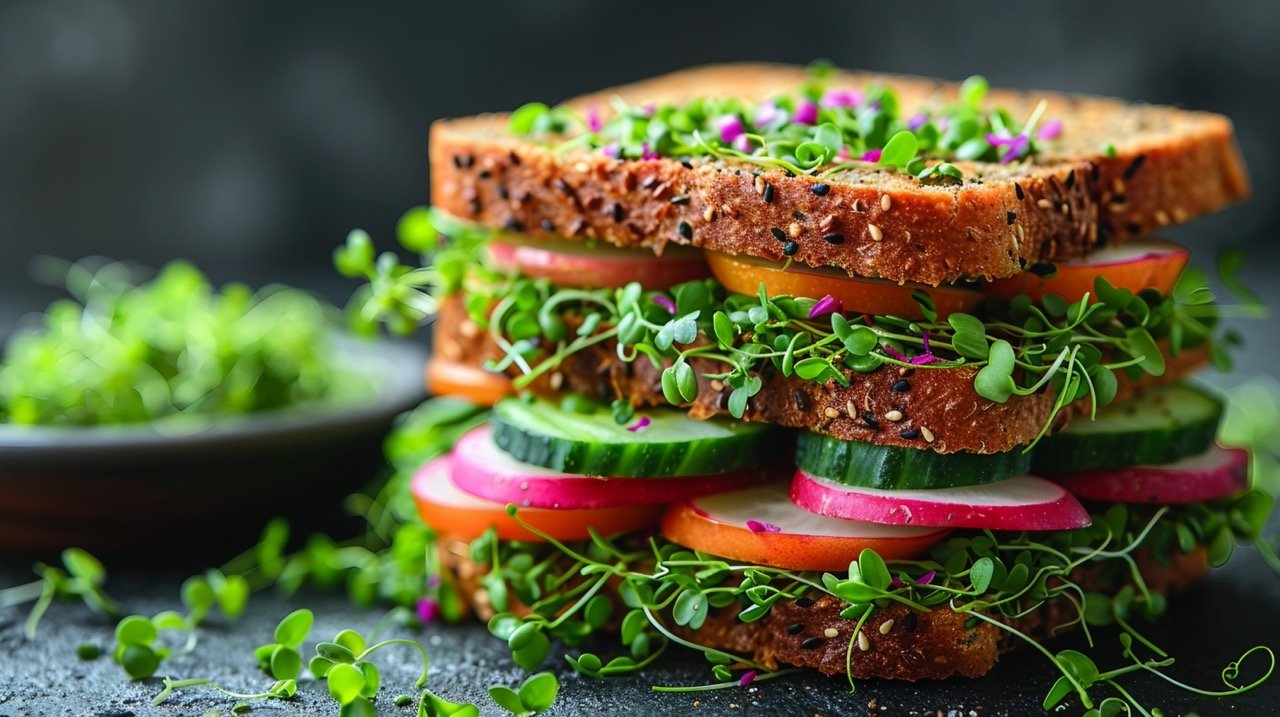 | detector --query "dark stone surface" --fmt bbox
[2,544,1278,717]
